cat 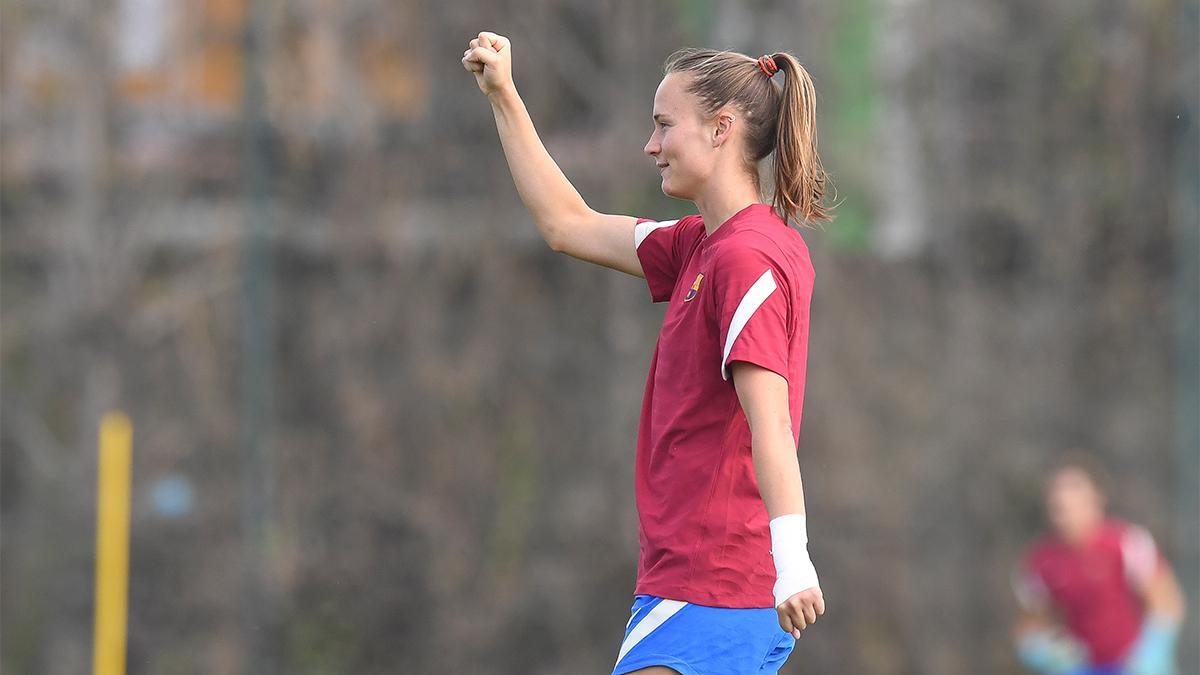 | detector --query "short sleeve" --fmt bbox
[1120,524,1161,590]
[715,244,792,381]
[1011,562,1049,613]
[634,217,686,303]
